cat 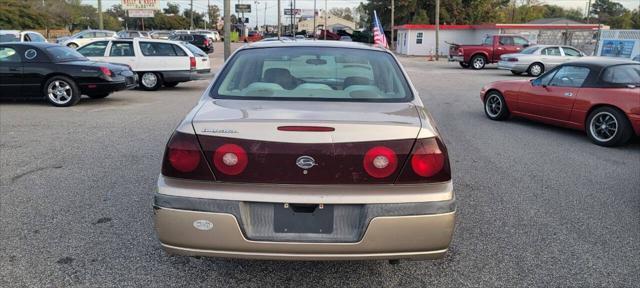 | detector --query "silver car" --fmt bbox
[497,45,584,76]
